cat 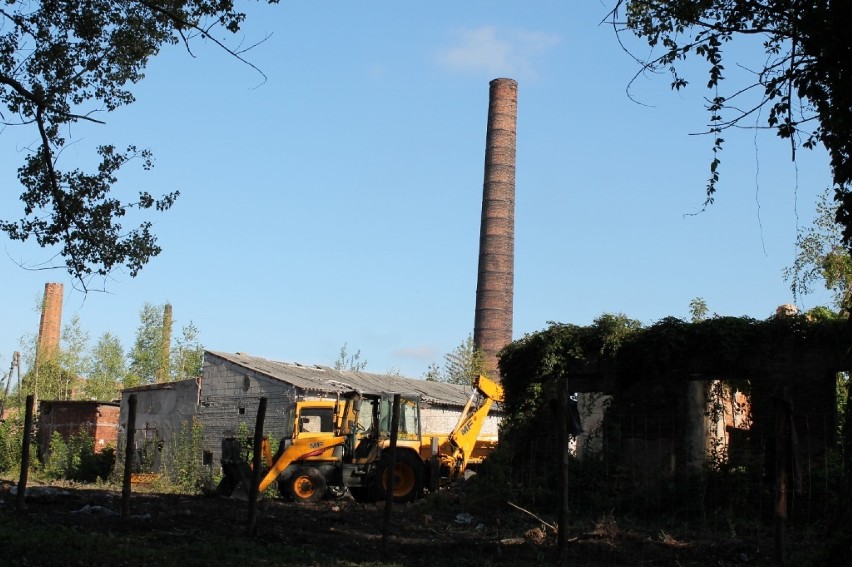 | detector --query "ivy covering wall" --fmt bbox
[494,313,851,516]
